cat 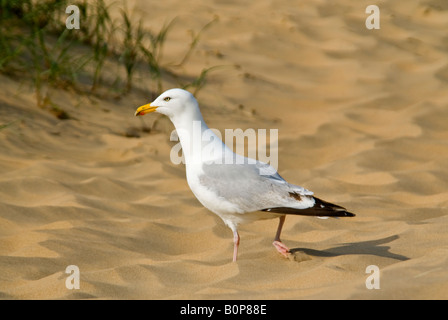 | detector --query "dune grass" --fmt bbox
[0,0,220,118]
[0,120,18,131]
